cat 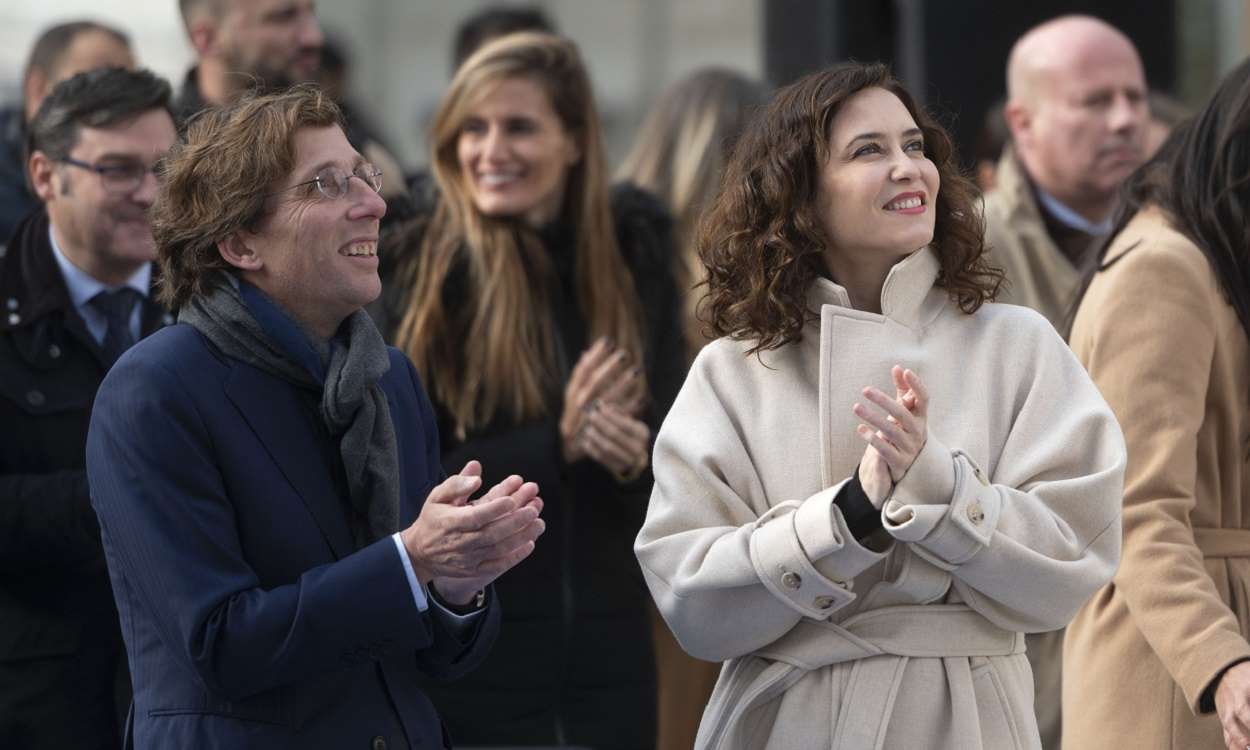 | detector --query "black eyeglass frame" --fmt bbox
[58,157,159,194]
